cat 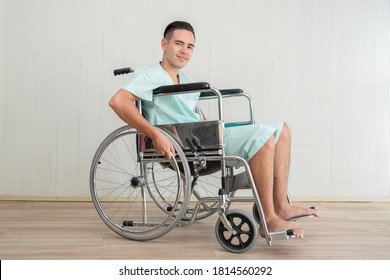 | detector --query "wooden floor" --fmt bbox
[1,200,390,260]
